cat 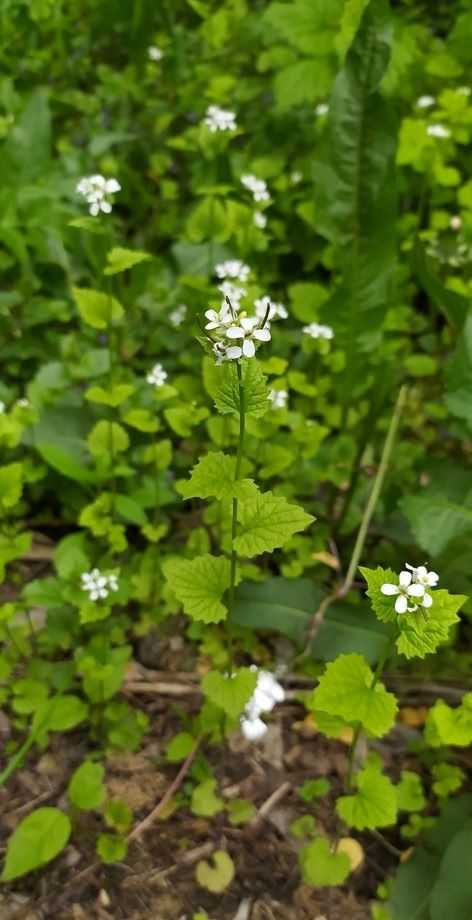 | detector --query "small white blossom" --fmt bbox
[268,389,288,410]
[405,563,439,589]
[218,281,246,308]
[81,569,119,603]
[204,105,237,133]
[241,174,270,203]
[148,46,163,61]
[215,260,250,282]
[0,402,5,414]
[205,303,233,332]
[169,304,187,327]
[427,124,451,139]
[290,170,303,184]
[255,296,288,322]
[225,315,271,359]
[381,570,429,614]
[315,103,329,117]
[147,362,168,387]
[241,717,268,741]
[254,211,267,229]
[241,669,285,741]
[416,95,435,108]
[303,322,334,340]
[76,174,121,216]
[450,215,462,231]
